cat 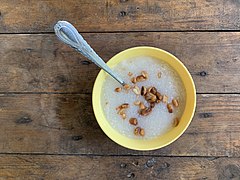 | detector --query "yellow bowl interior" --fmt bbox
[92,46,196,150]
